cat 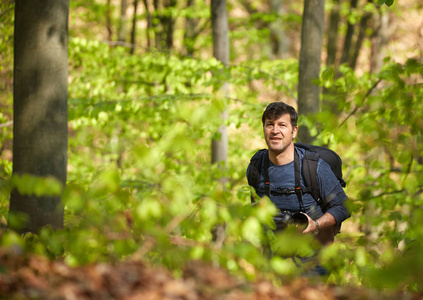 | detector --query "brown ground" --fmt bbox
[0,248,421,300]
